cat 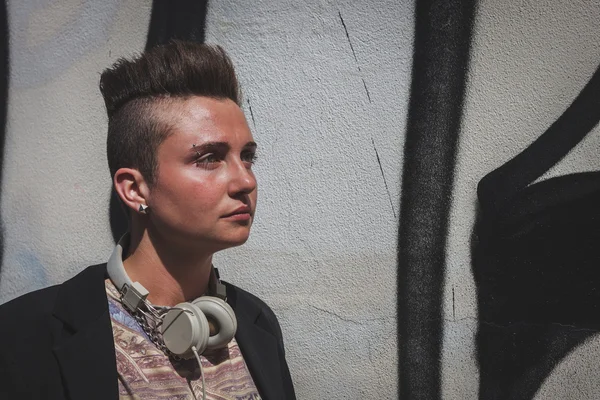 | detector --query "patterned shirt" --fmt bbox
[105,279,261,399]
